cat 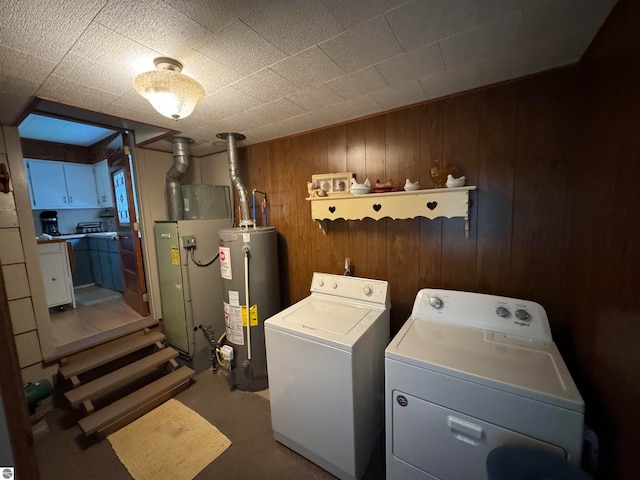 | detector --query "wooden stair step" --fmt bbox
[78,366,195,436]
[64,347,179,408]
[59,329,165,380]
